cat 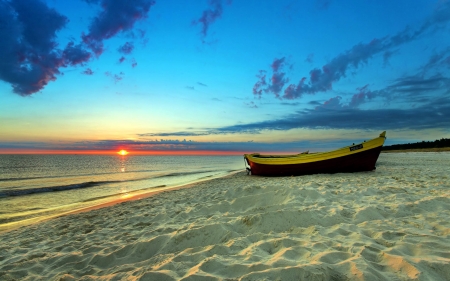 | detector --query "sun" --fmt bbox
[117,150,129,156]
